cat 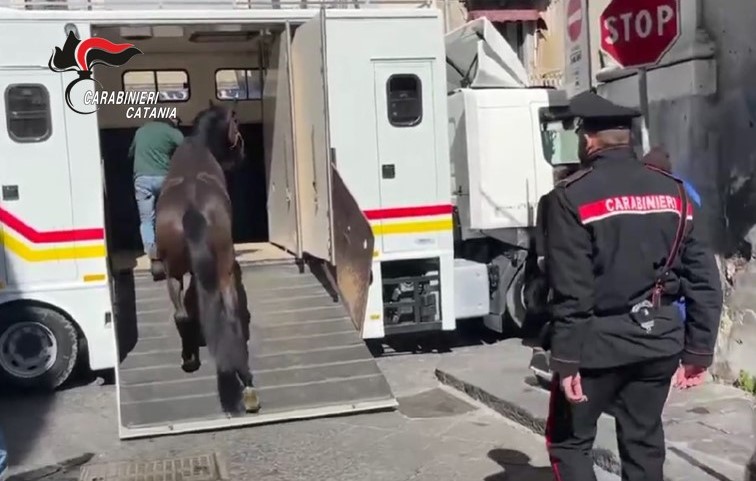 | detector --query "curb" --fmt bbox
[435,368,621,475]
[436,366,745,481]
